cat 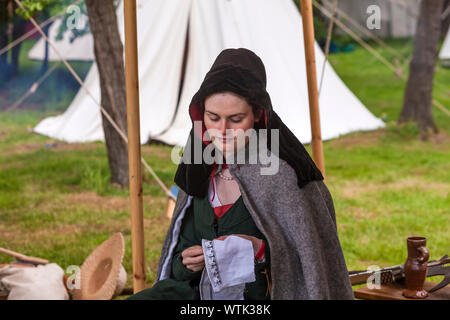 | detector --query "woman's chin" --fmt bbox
[212,141,234,154]
[213,141,249,159]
